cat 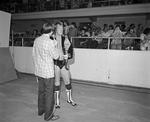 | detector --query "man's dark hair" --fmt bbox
[42,22,54,34]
